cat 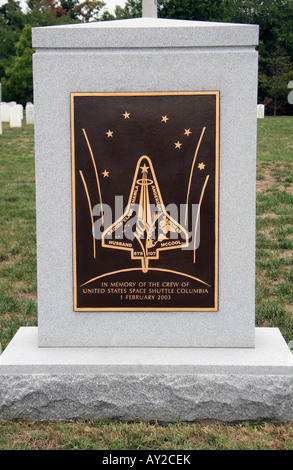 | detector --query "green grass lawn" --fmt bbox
[255,117,293,342]
[0,116,292,449]
[257,116,293,161]
[0,123,37,350]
